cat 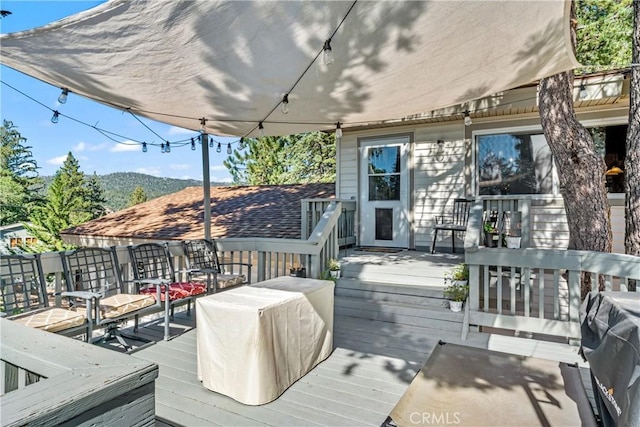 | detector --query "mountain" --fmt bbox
[41,172,225,212]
